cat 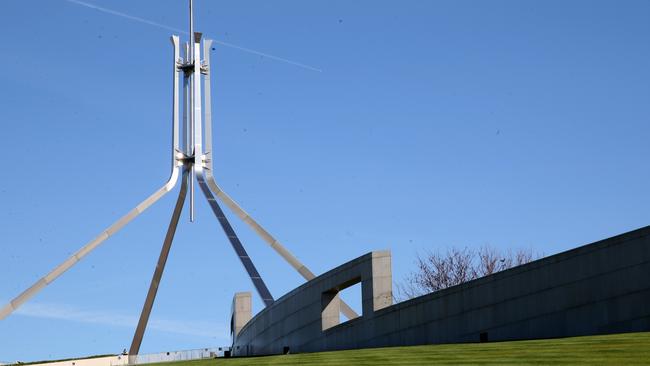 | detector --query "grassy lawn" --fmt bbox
[152,331,650,365]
